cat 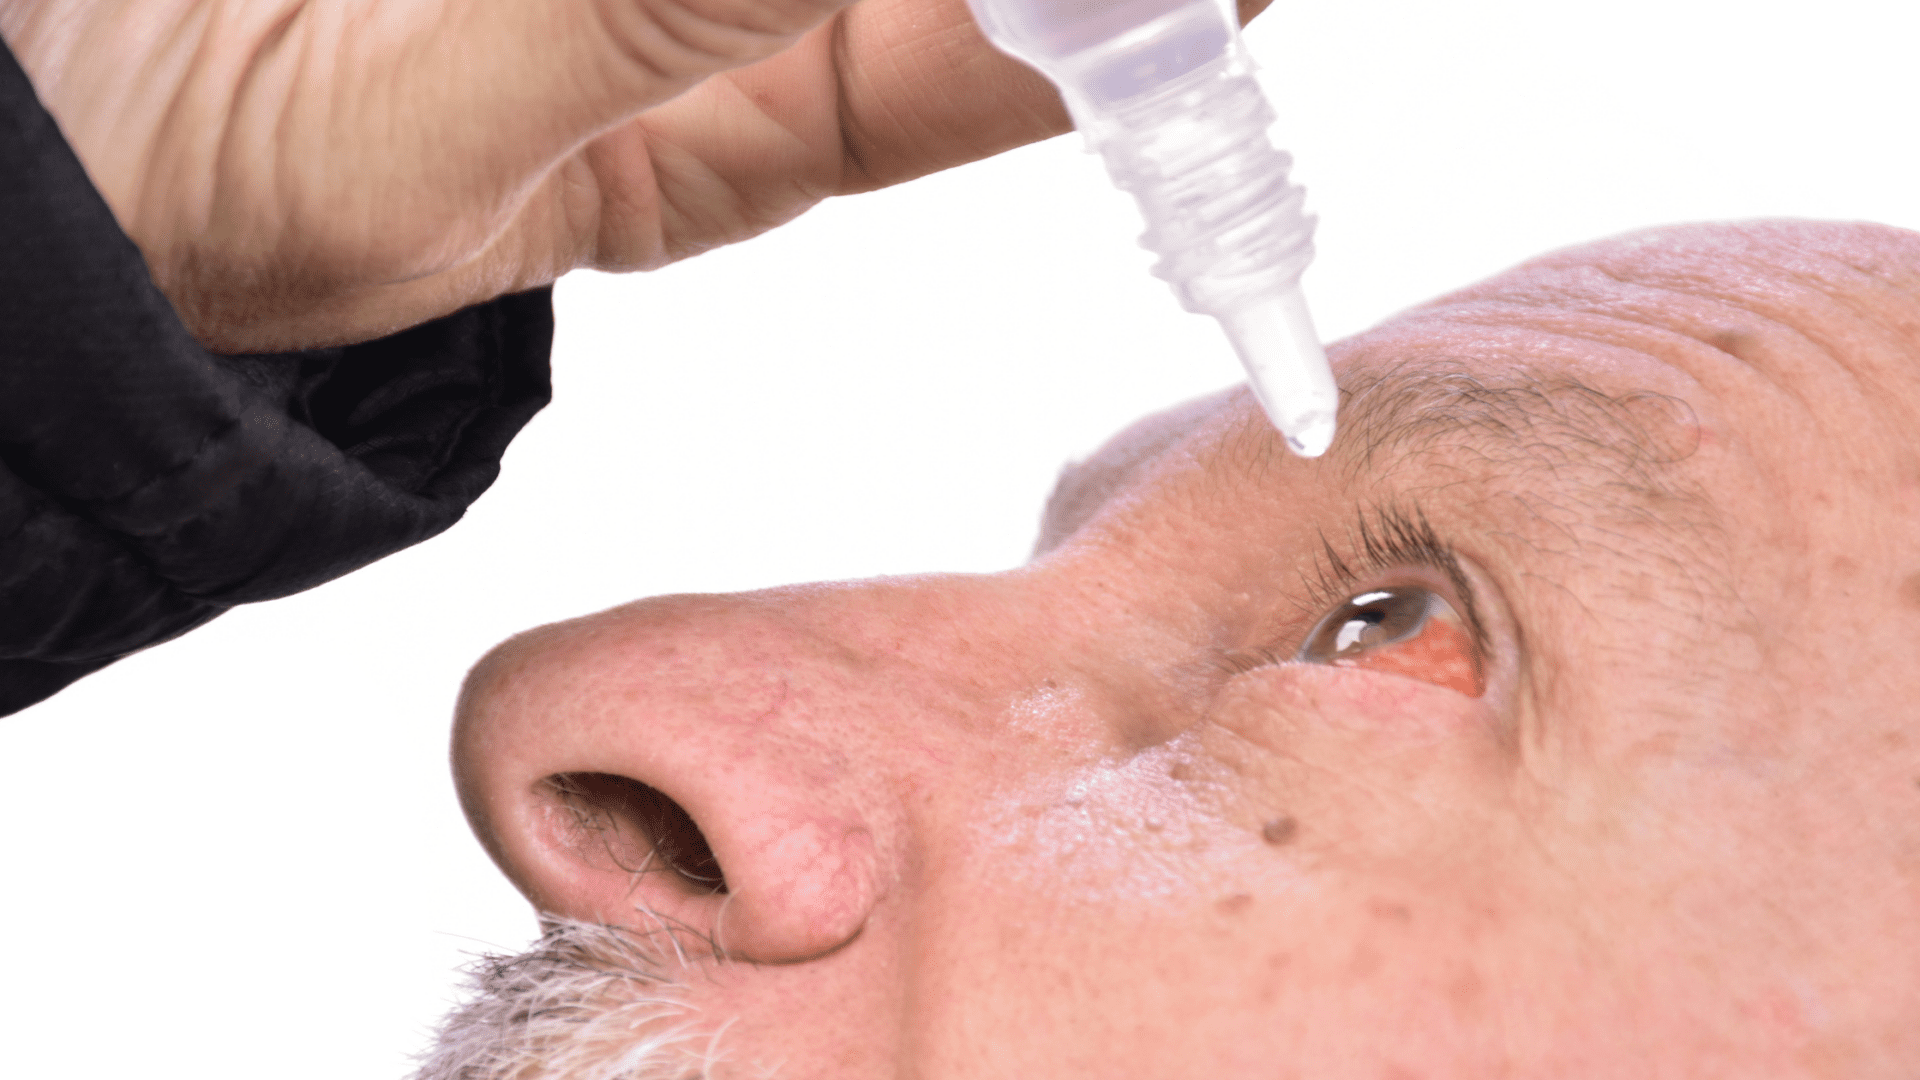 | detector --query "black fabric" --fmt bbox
[0,39,554,716]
